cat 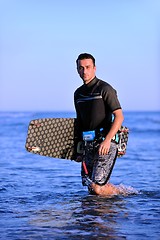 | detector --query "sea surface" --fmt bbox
[0,111,160,240]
